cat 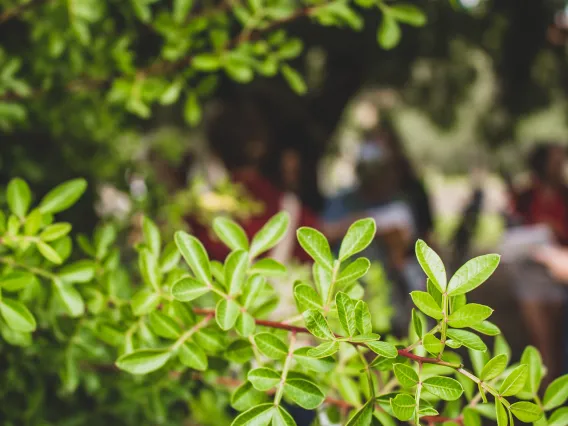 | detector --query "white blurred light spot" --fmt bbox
[460,0,481,8]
